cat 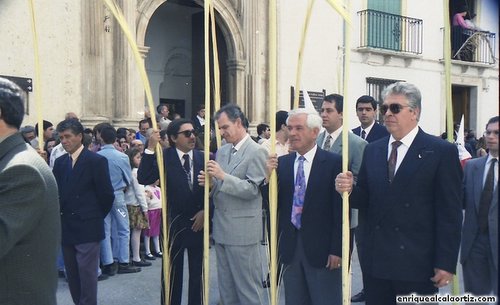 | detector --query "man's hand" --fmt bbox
[266,153,278,177]
[147,129,160,151]
[431,268,453,288]
[190,210,204,232]
[335,171,353,194]
[325,255,342,271]
[36,148,47,162]
[206,160,225,180]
